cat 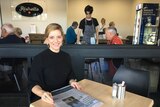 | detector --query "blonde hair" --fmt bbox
[101,18,106,23]
[109,21,115,27]
[14,27,22,37]
[44,23,64,40]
